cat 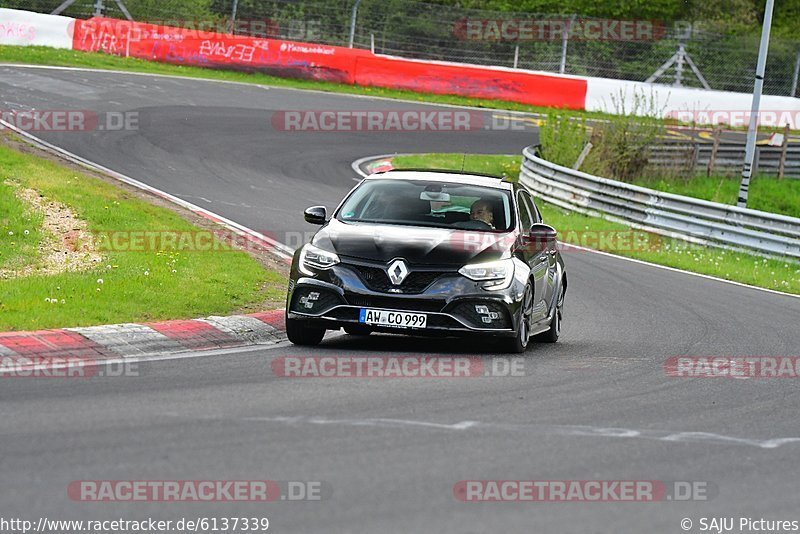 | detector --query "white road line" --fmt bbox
[234,415,800,449]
